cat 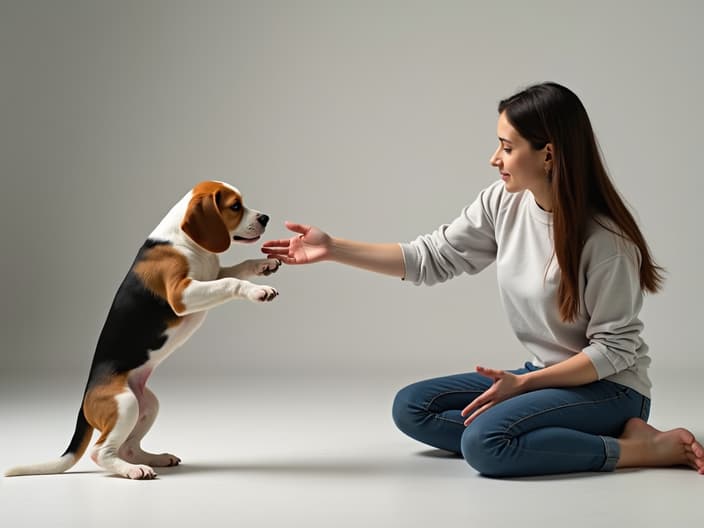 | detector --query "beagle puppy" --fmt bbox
[5,181,280,480]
